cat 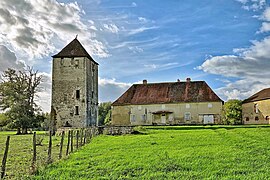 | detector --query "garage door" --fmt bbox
[203,115,214,124]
